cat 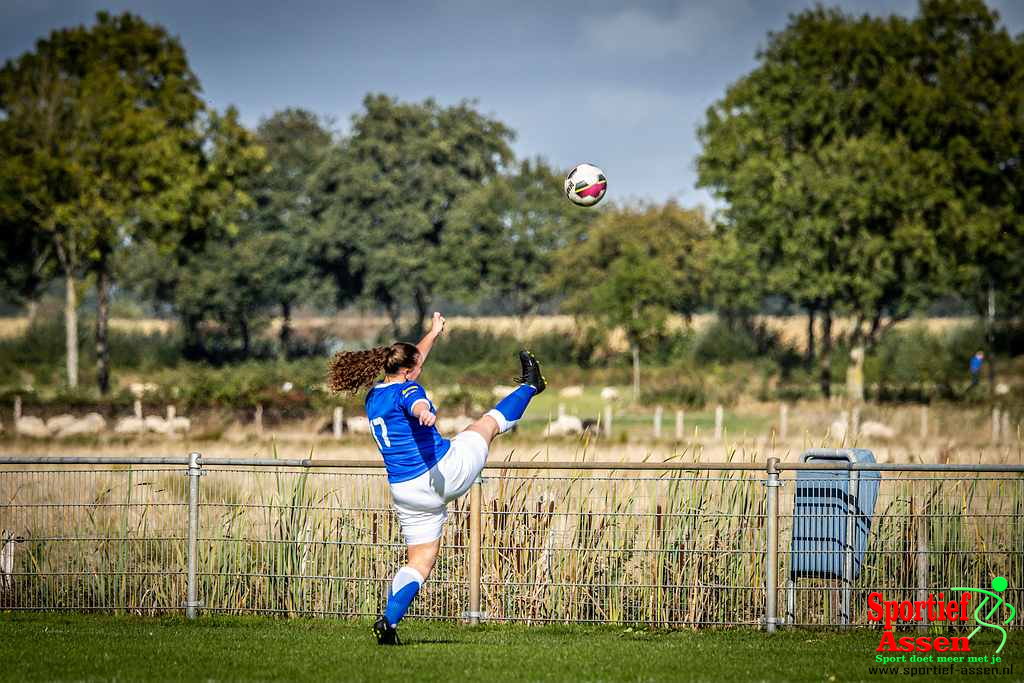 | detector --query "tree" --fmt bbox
[769,134,955,394]
[443,158,593,330]
[550,203,710,398]
[311,94,514,336]
[250,109,333,357]
[706,230,765,332]
[0,170,57,322]
[696,0,1021,396]
[0,12,205,392]
[120,107,267,359]
[901,0,1024,392]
